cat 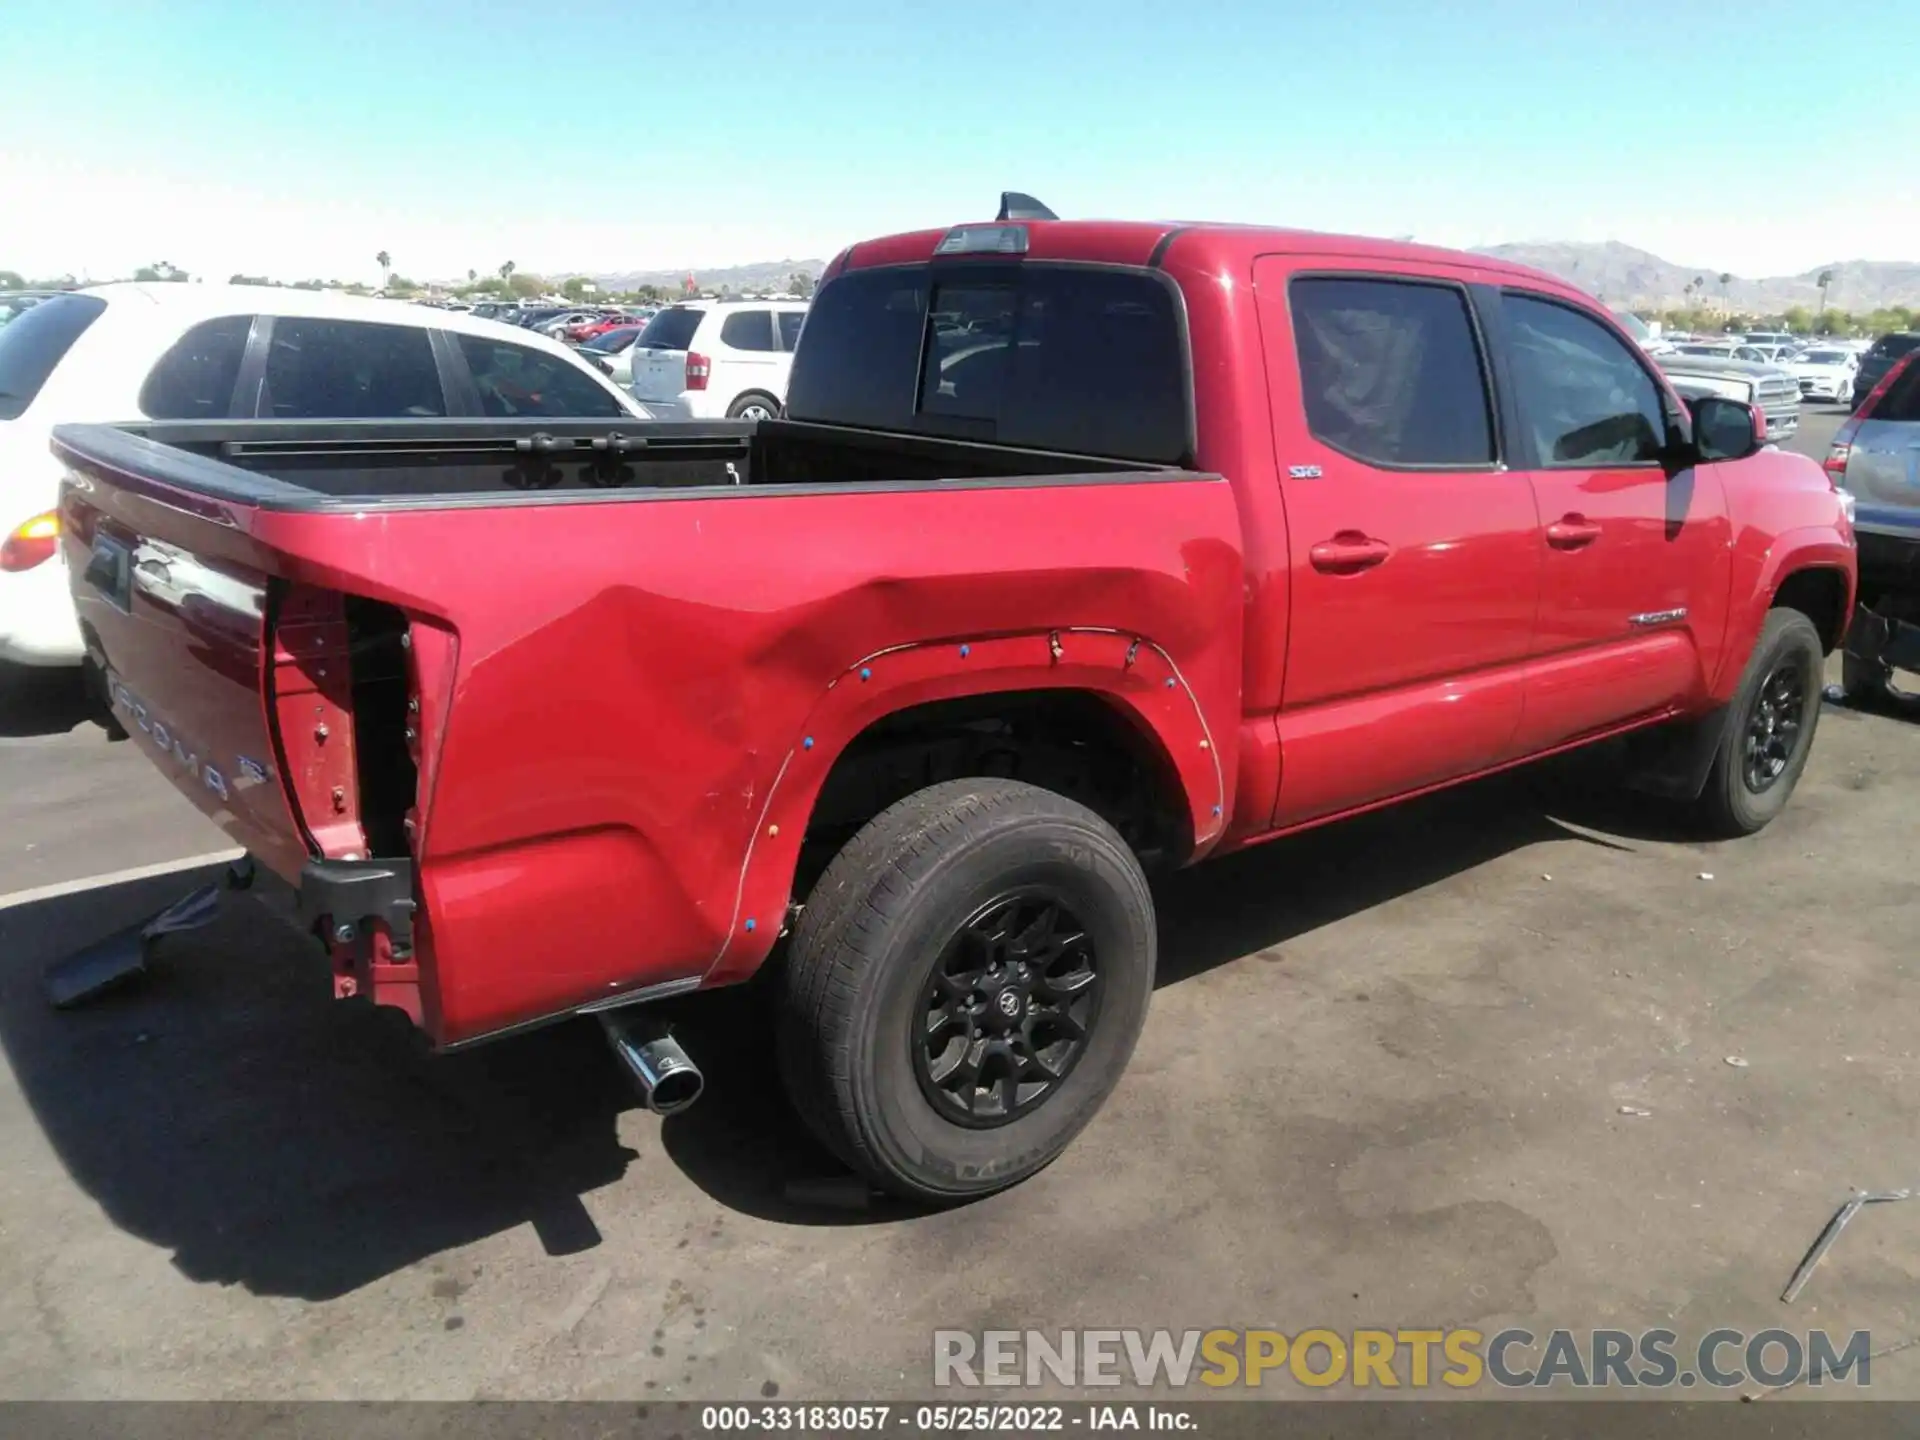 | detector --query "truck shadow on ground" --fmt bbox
[0,865,640,1301]
[657,749,1655,1217]
[0,750,1667,1301]
[0,664,97,739]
